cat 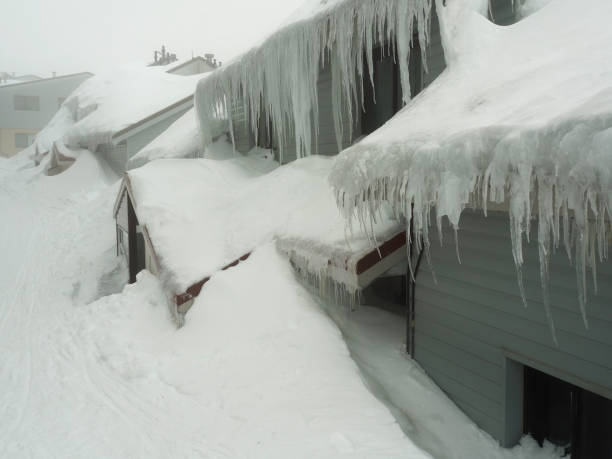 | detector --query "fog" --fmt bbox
[1,0,306,77]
